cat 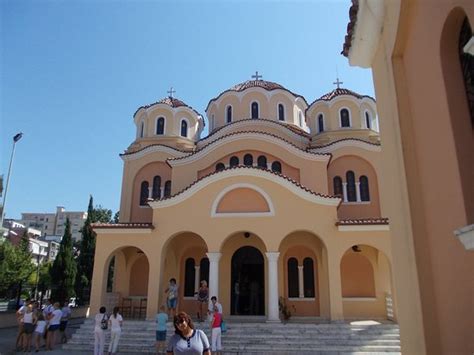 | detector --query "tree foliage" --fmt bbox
[50,218,77,303]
